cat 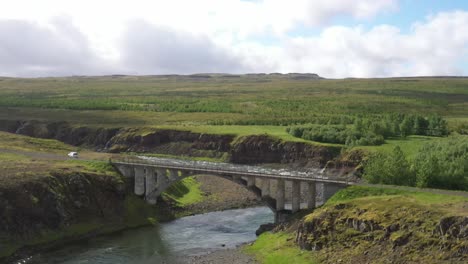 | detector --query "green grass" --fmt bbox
[327,186,468,205]
[1,76,468,127]
[0,131,74,153]
[162,177,204,206]
[354,135,437,158]
[244,232,317,264]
